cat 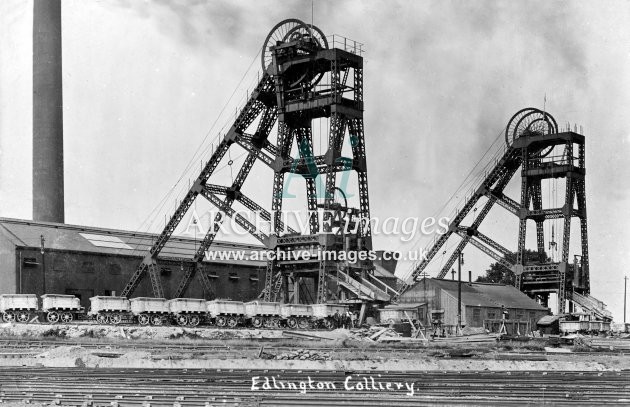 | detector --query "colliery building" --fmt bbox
[0,218,267,308]
[399,278,549,330]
